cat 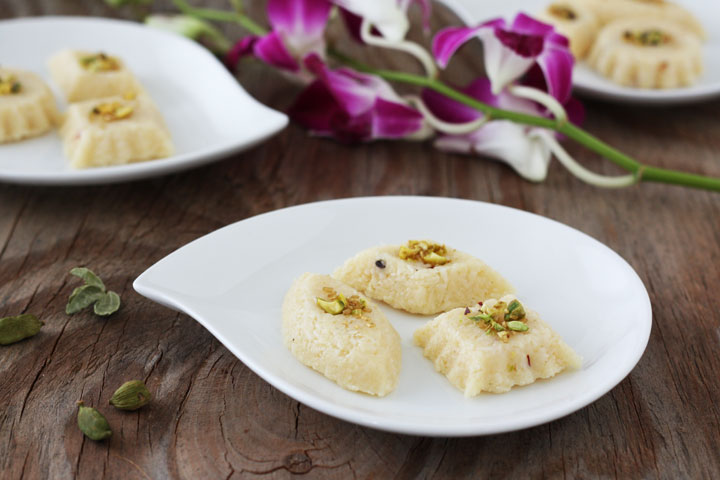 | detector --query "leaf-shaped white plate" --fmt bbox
[134,197,651,436]
[0,17,287,185]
